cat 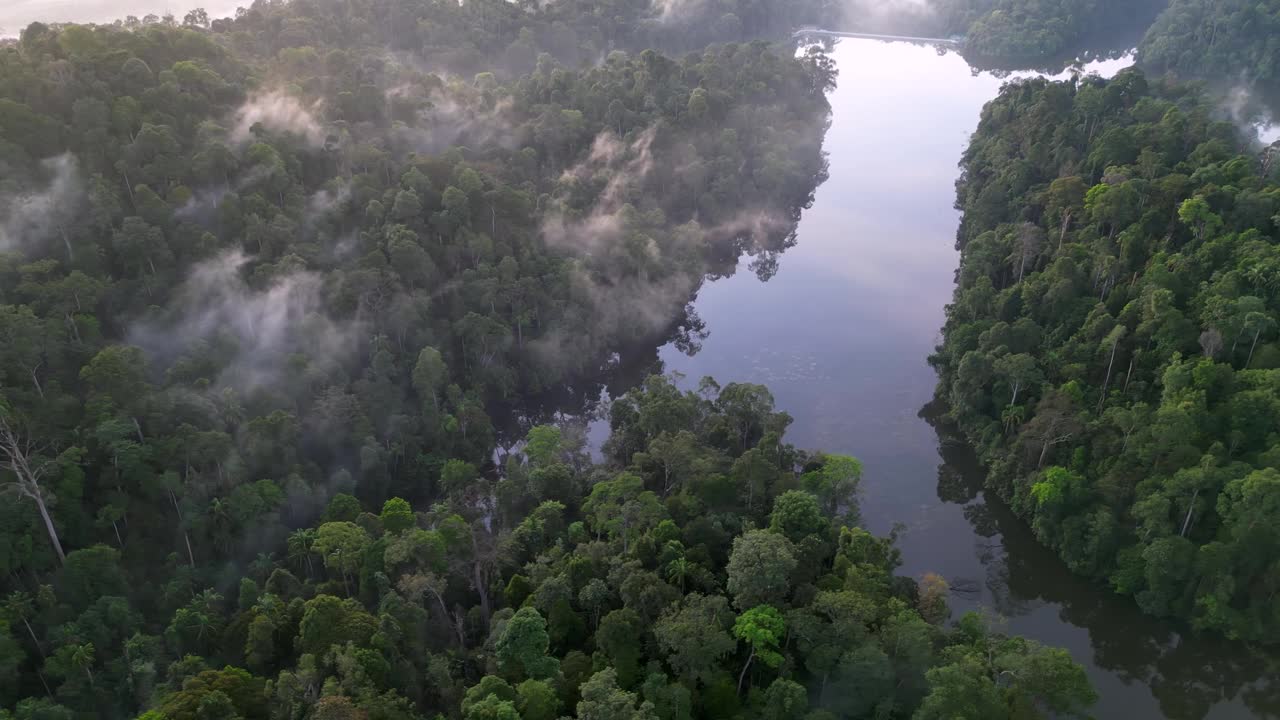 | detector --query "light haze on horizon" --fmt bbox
[1,0,241,36]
